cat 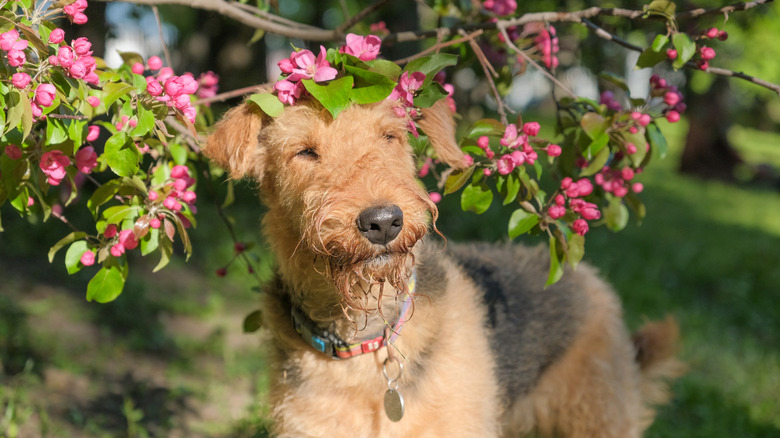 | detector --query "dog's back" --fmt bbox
[417,240,683,437]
